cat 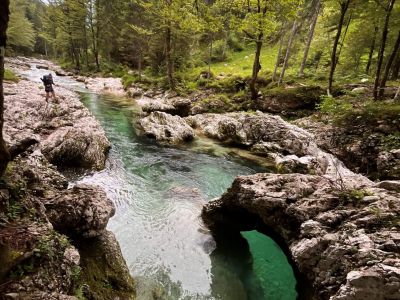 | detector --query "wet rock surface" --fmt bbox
[202,173,400,300]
